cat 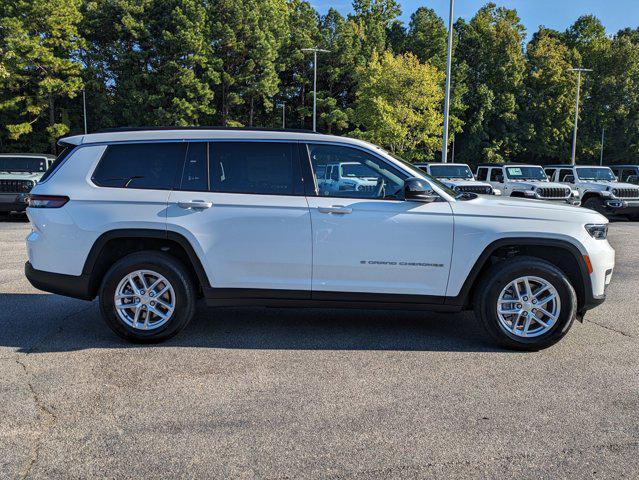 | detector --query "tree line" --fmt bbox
[1,0,638,165]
